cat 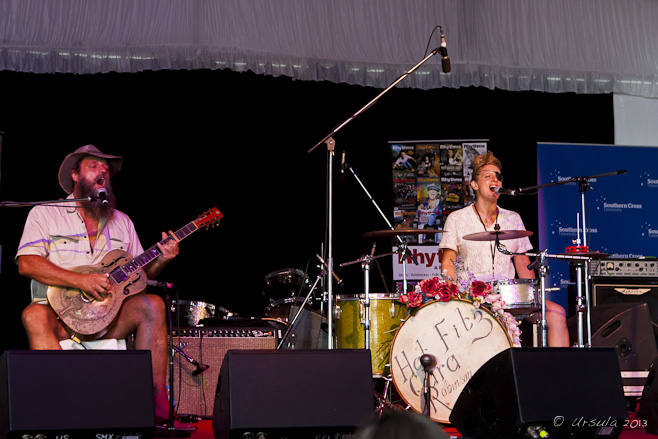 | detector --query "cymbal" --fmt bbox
[463,230,533,241]
[556,251,610,260]
[363,227,443,238]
